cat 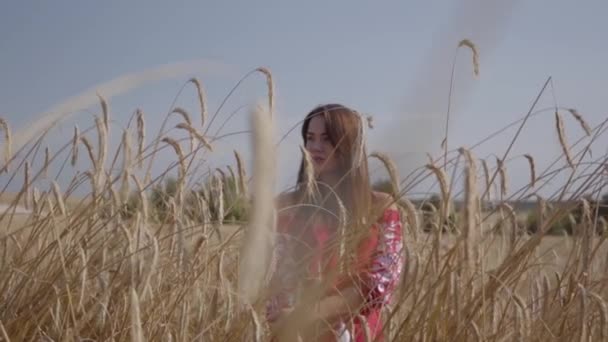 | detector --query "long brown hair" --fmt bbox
[293,103,373,233]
